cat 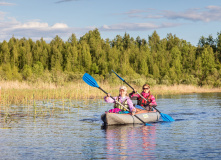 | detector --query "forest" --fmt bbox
[0,28,221,87]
